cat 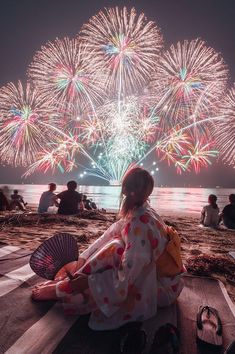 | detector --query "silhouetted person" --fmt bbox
[10,190,27,211]
[83,195,92,210]
[0,189,9,211]
[83,195,97,210]
[222,194,235,229]
[54,181,84,215]
[38,183,57,213]
[200,194,220,228]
